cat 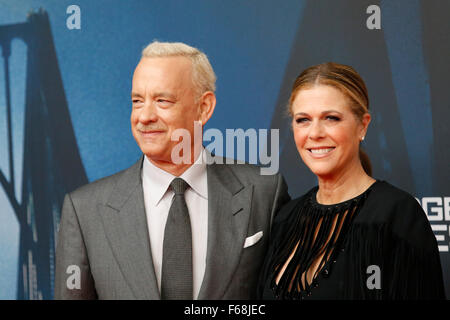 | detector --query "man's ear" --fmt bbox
[198,91,216,125]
